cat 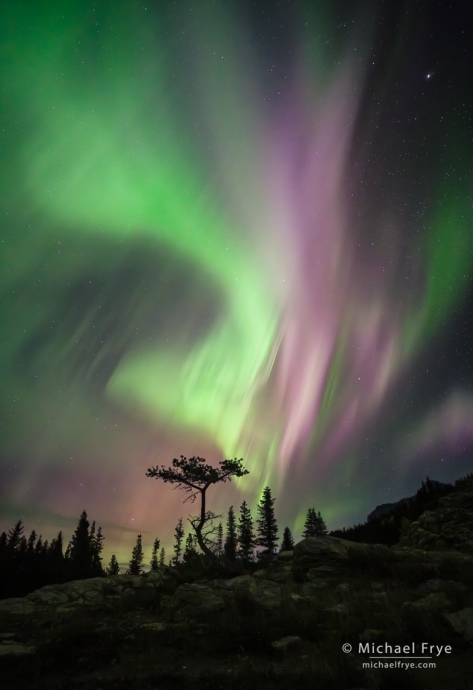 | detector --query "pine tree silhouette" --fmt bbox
[237,500,255,564]
[107,554,120,575]
[183,533,199,563]
[7,520,24,550]
[215,522,223,558]
[129,534,144,575]
[150,536,160,570]
[158,547,165,566]
[256,487,278,559]
[173,518,185,565]
[280,526,295,551]
[302,508,328,537]
[224,506,237,561]
[70,511,94,579]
